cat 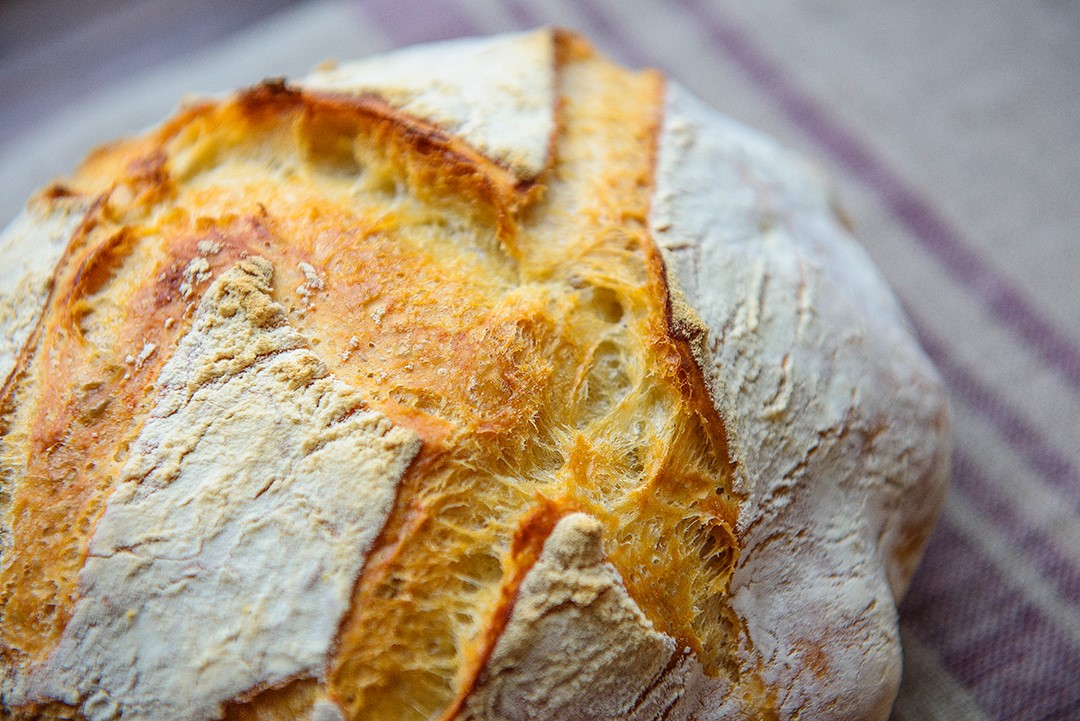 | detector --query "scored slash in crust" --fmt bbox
[0,28,948,721]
